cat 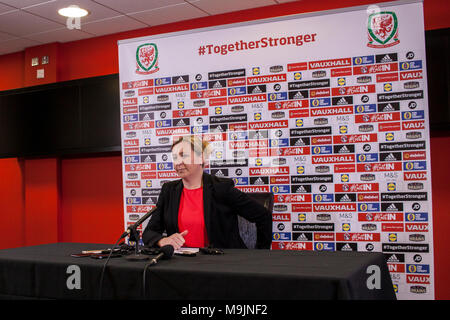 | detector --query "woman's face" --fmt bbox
[172,141,204,179]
